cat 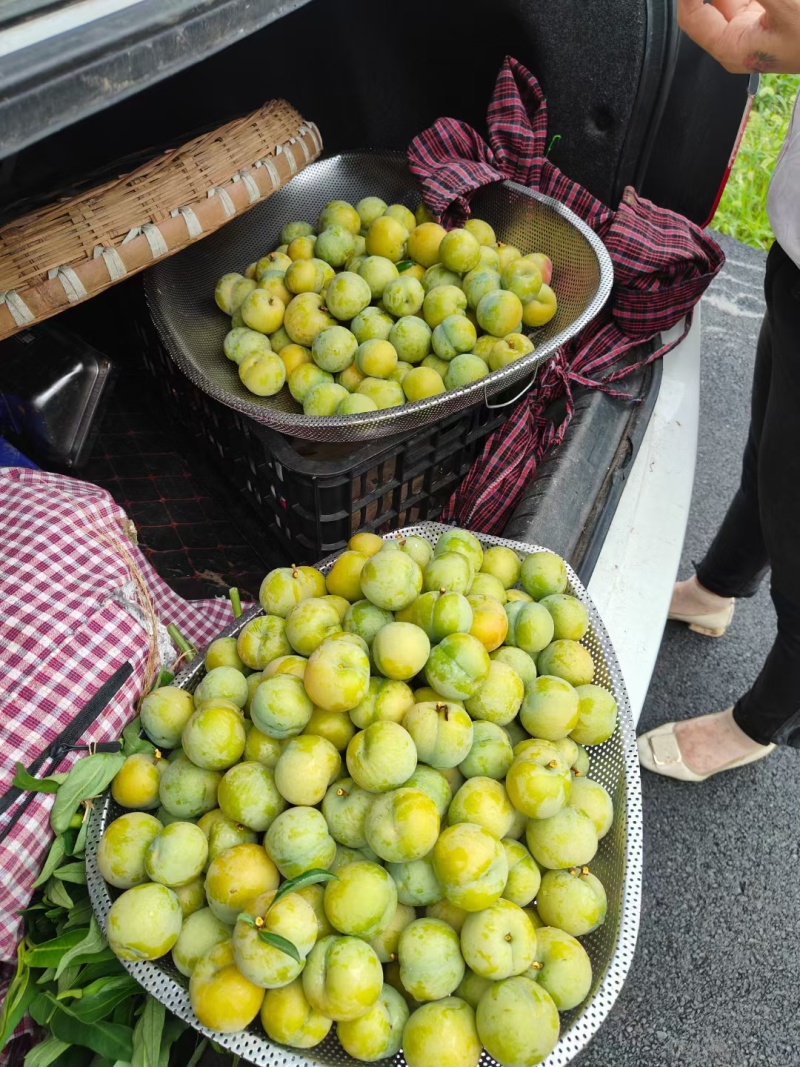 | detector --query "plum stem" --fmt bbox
[581,866,590,877]
[229,587,243,618]
[167,624,196,662]
[530,961,544,971]
[547,760,559,769]
[504,933,513,942]
[337,788,348,797]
